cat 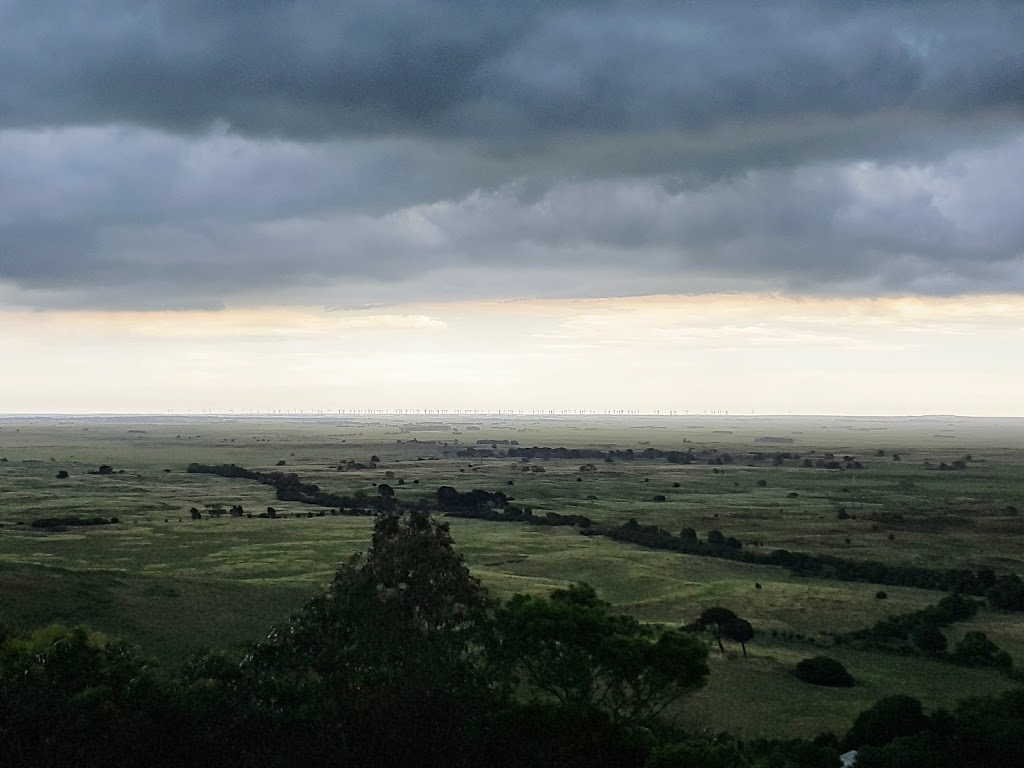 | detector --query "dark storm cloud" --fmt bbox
[4,128,1022,309]
[3,0,1023,142]
[2,0,1024,309]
